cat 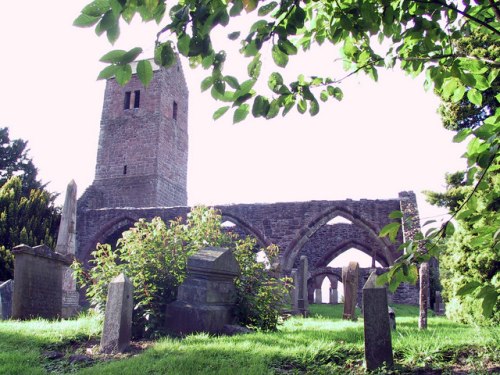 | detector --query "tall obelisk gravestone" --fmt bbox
[56,180,80,318]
